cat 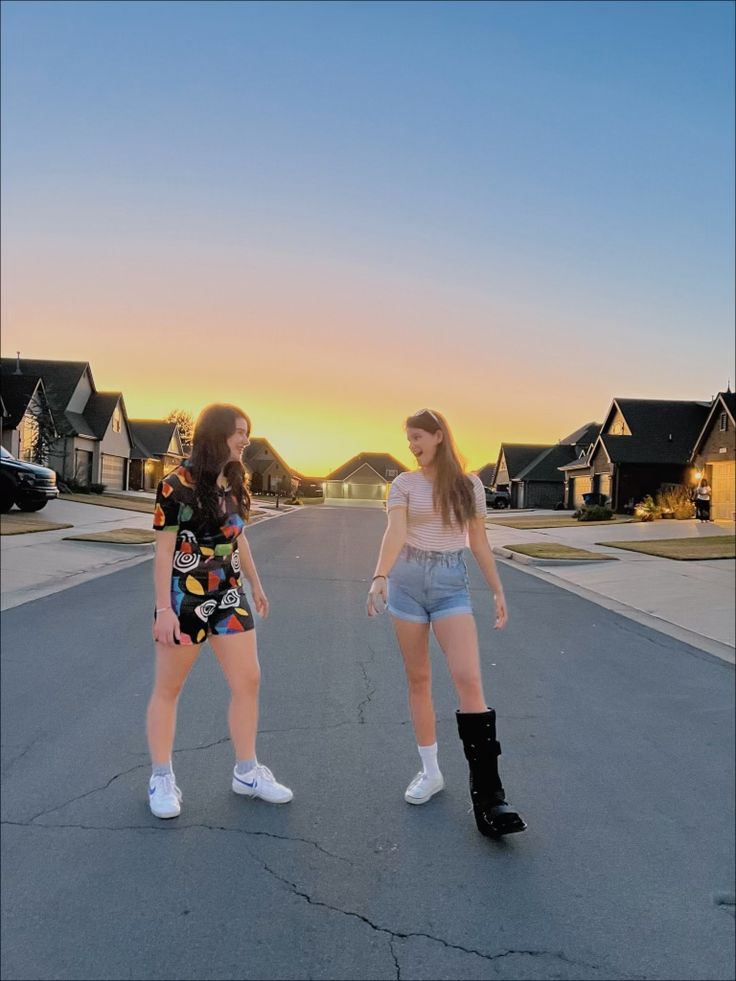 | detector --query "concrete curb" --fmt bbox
[493,553,735,665]
[492,545,618,566]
